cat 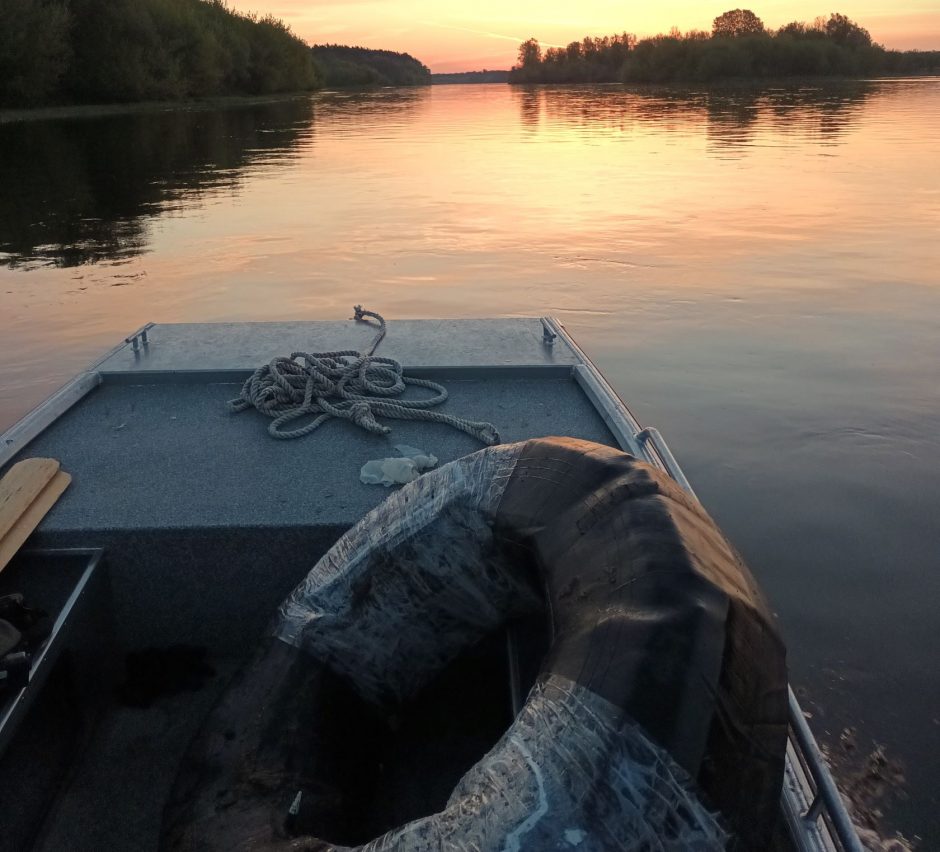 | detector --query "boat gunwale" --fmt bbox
[546,315,864,852]
[0,317,863,852]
